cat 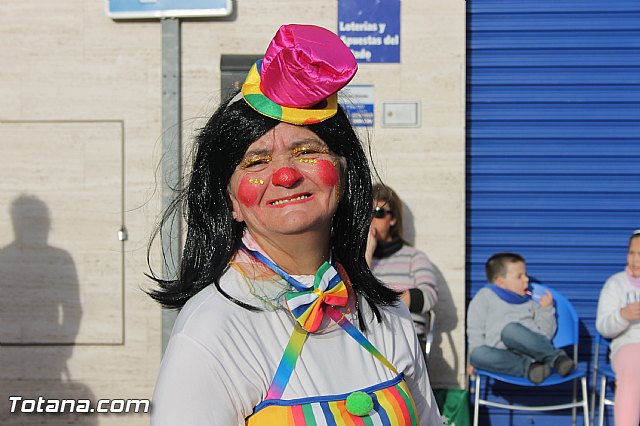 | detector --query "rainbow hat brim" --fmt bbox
[242,60,338,126]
